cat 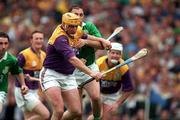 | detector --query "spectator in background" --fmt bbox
[96,42,134,120]
[14,31,50,120]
